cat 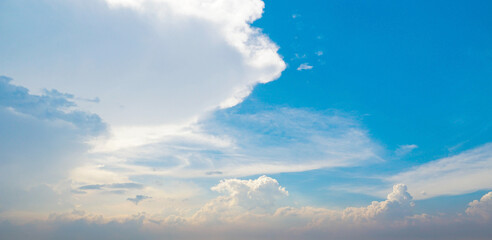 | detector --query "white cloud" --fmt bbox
[192,175,288,222]
[0,0,285,126]
[127,195,151,205]
[297,63,313,71]
[82,108,381,178]
[387,143,492,199]
[315,51,323,56]
[394,144,418,156]
[3,178,492,240]
[466,191,492,220]
[192,180,415,225]
[210,175,288,210]
[343,184,414,222]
